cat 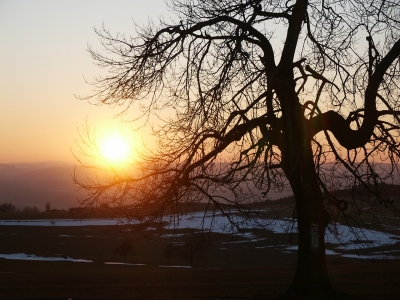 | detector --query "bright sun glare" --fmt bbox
[99,134,131,164]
